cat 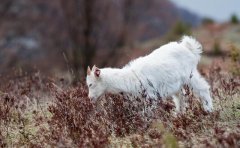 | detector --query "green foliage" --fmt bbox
[152,122,178,148]
[230,45,240,62]
[230,14,239,24]
[202,17,215,25]
[166,21,192,41]
[173,21,191,36]
[212,39,222,55]
[163,133,178,148]
[230,45,240,76]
